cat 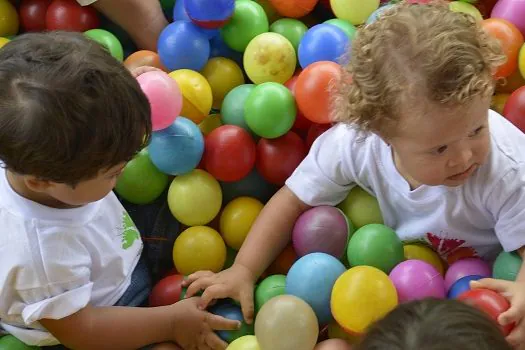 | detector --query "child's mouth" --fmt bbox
[447,164,477,181]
